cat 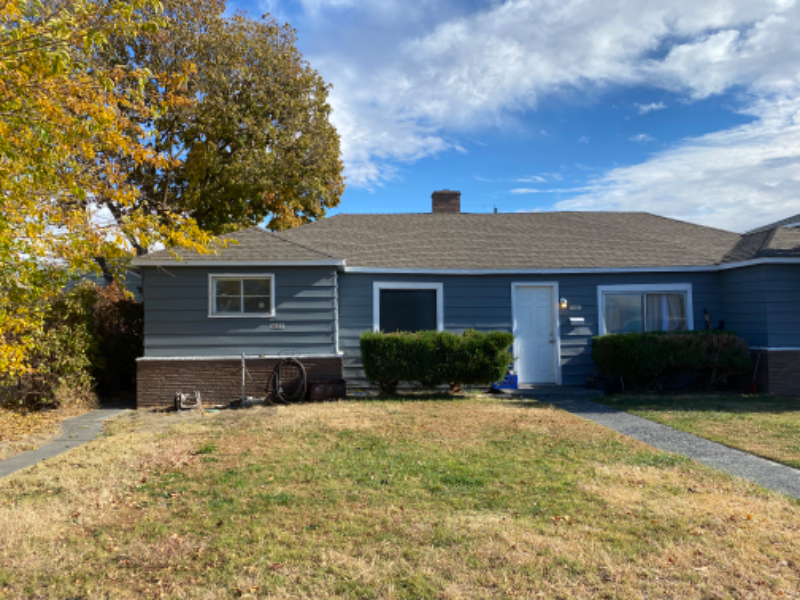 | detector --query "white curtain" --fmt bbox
[645,293,686,331]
